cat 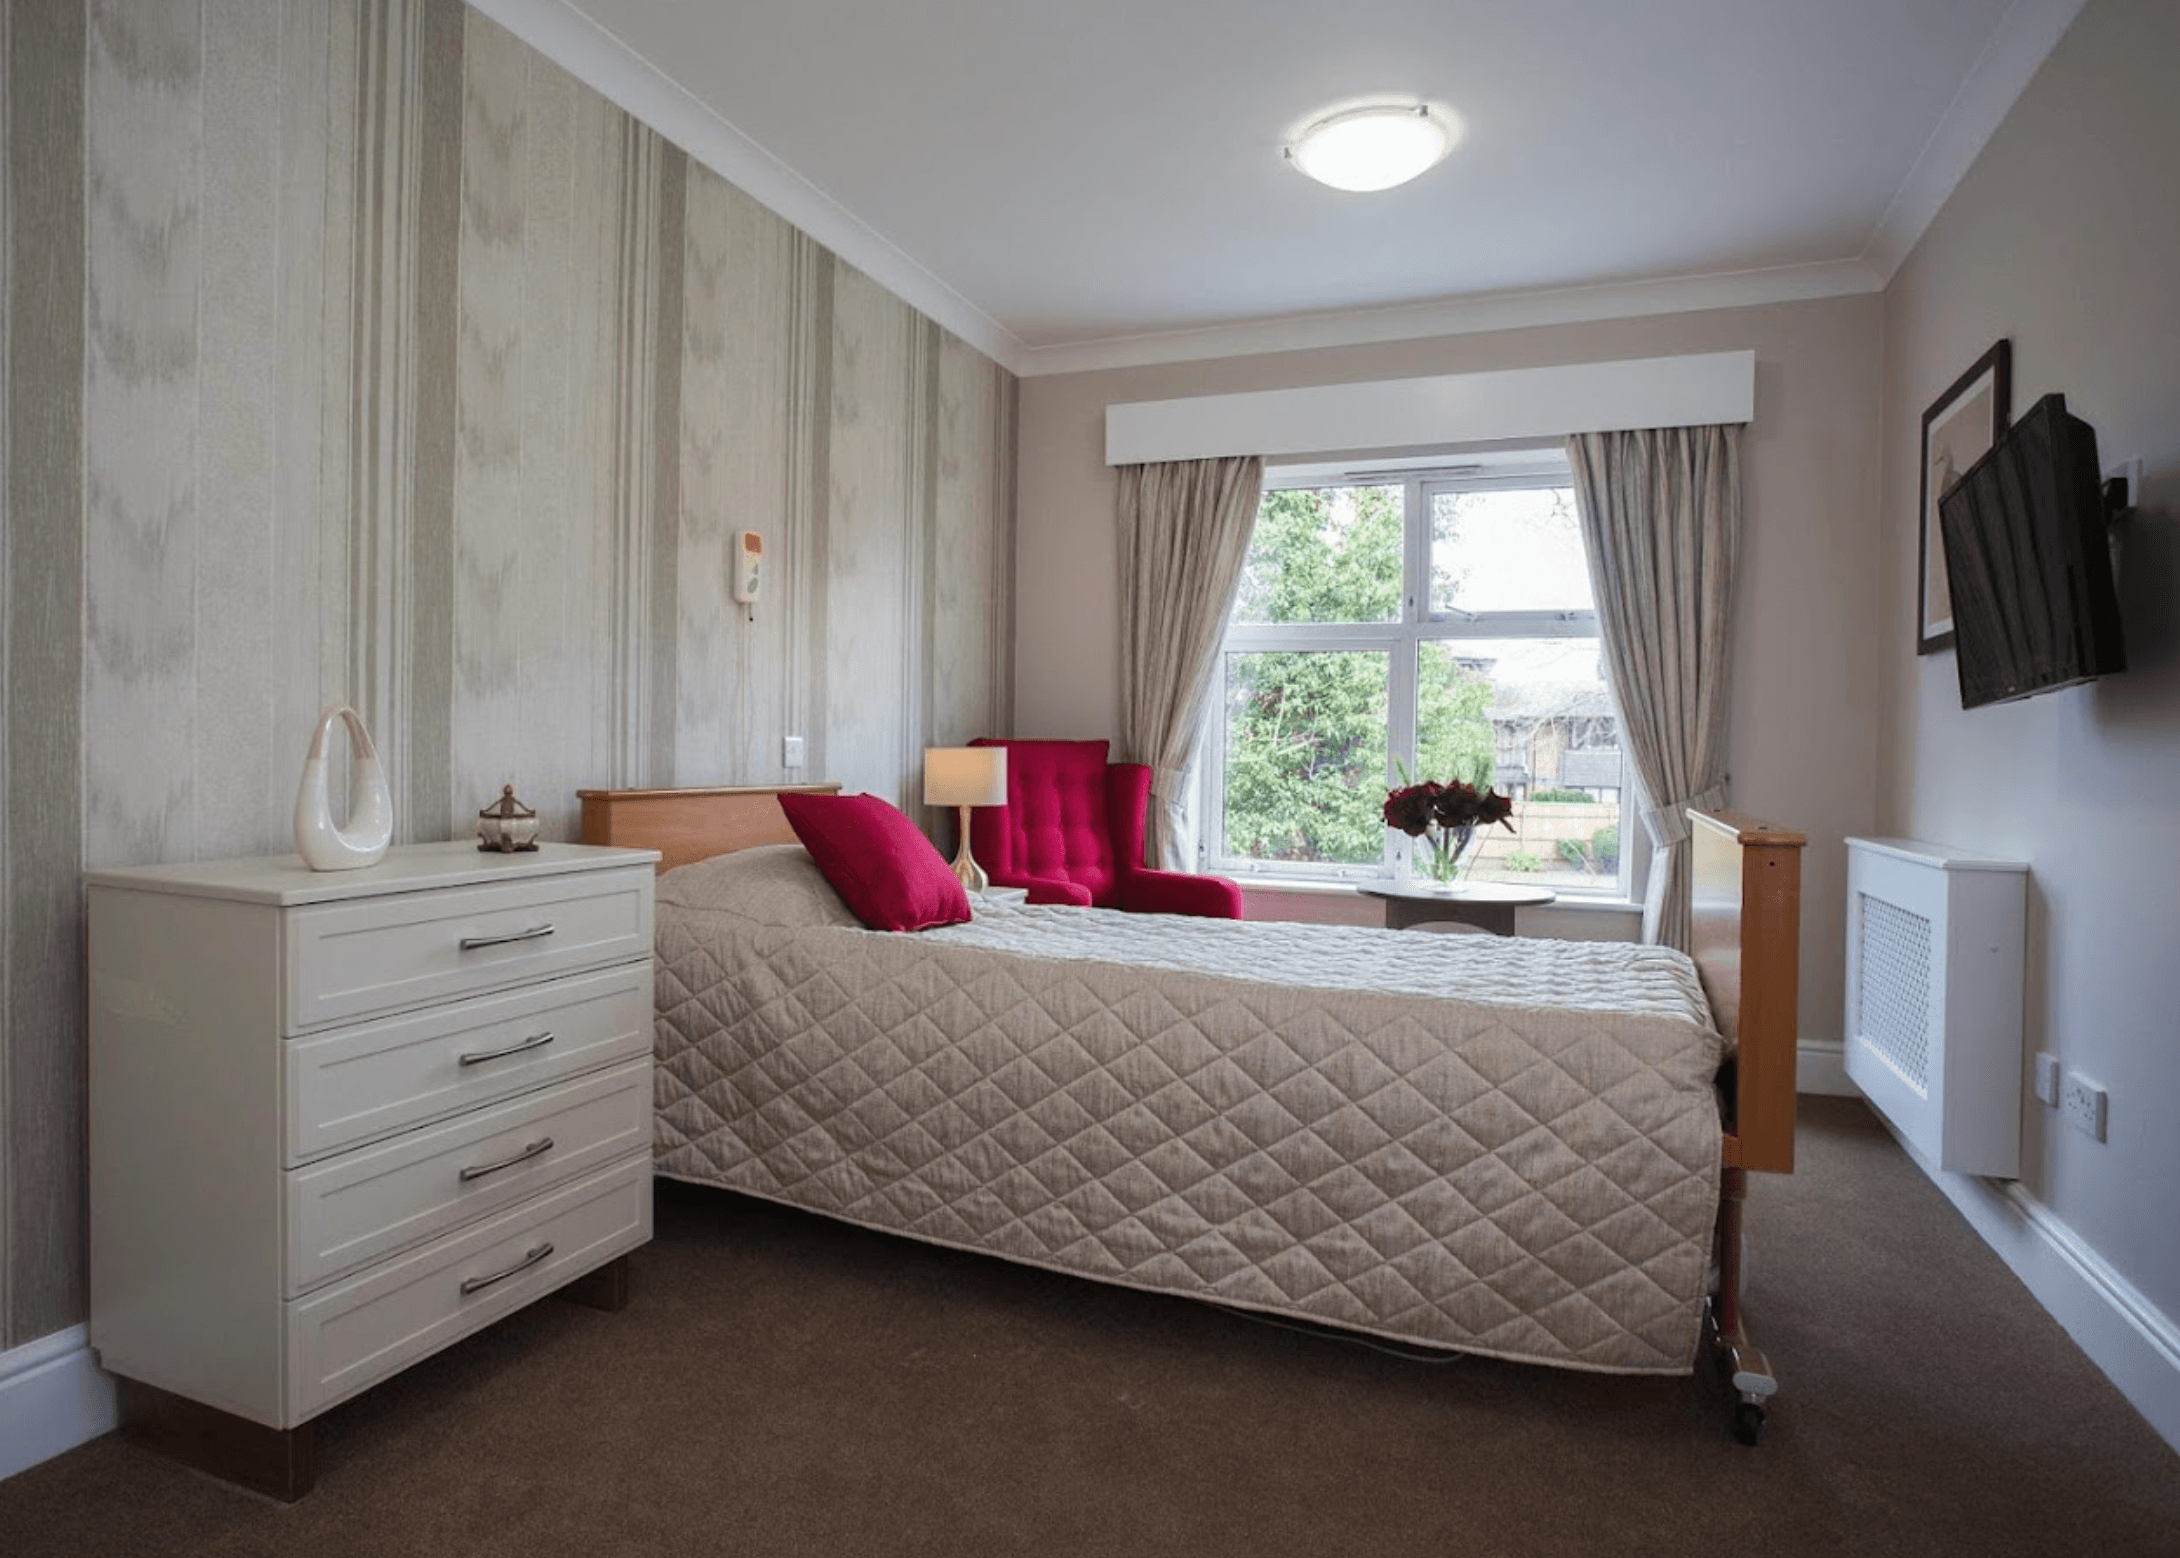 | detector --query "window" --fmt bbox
[1202,456,1635,899]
